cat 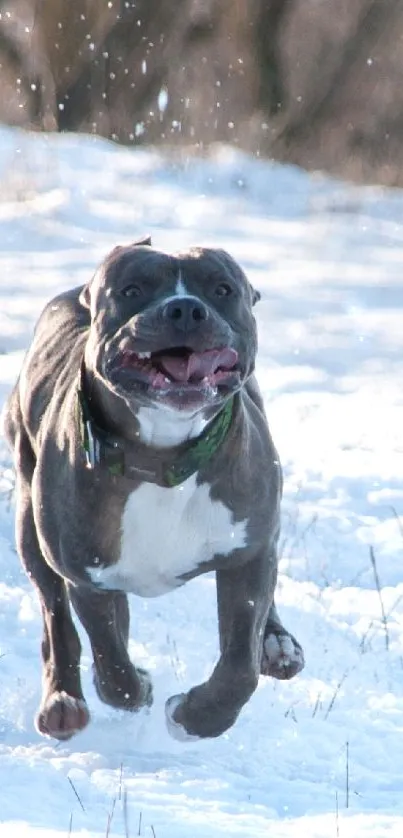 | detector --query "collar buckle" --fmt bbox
[84,419,98,469]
